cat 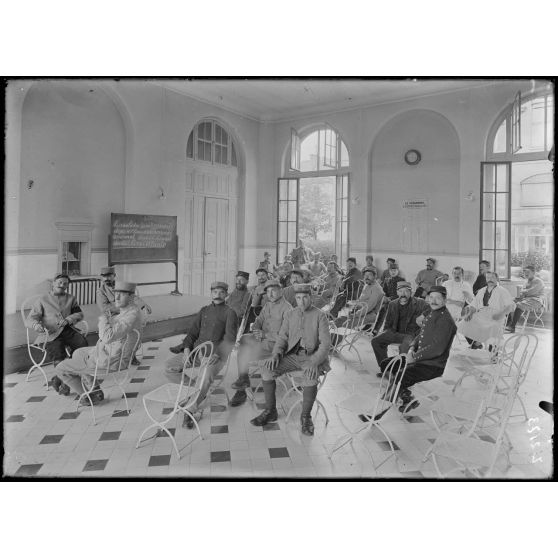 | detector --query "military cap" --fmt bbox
[389,262,399,269]
[255,268,269,275]
[114,281,136,293]
[210,281,229,291]
[53,272,71,282]
[264,279,282,290]
[264,251,271,257]
[293,284,312,294]
[396,281,412,290]
[426,257,436,264]
[100,266,115,276]
[236,271,250,280]
[428,285,447,296]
